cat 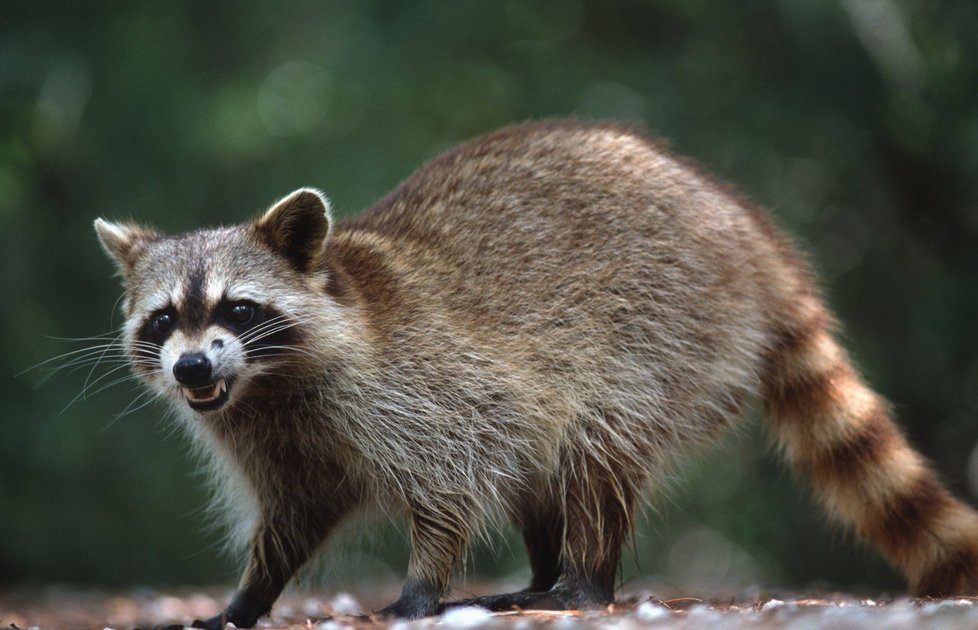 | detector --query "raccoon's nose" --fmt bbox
[173,353,213,386]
